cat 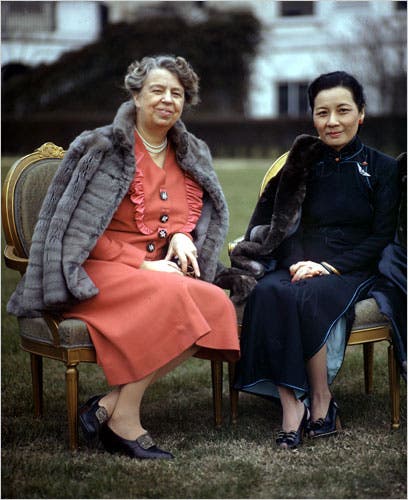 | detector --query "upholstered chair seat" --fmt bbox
[353,298,389,329]
[18,318,93,348]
